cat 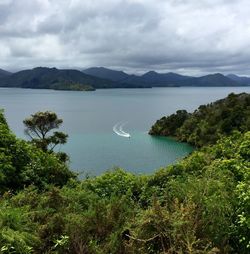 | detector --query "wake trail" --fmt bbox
[113,122,131,138]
